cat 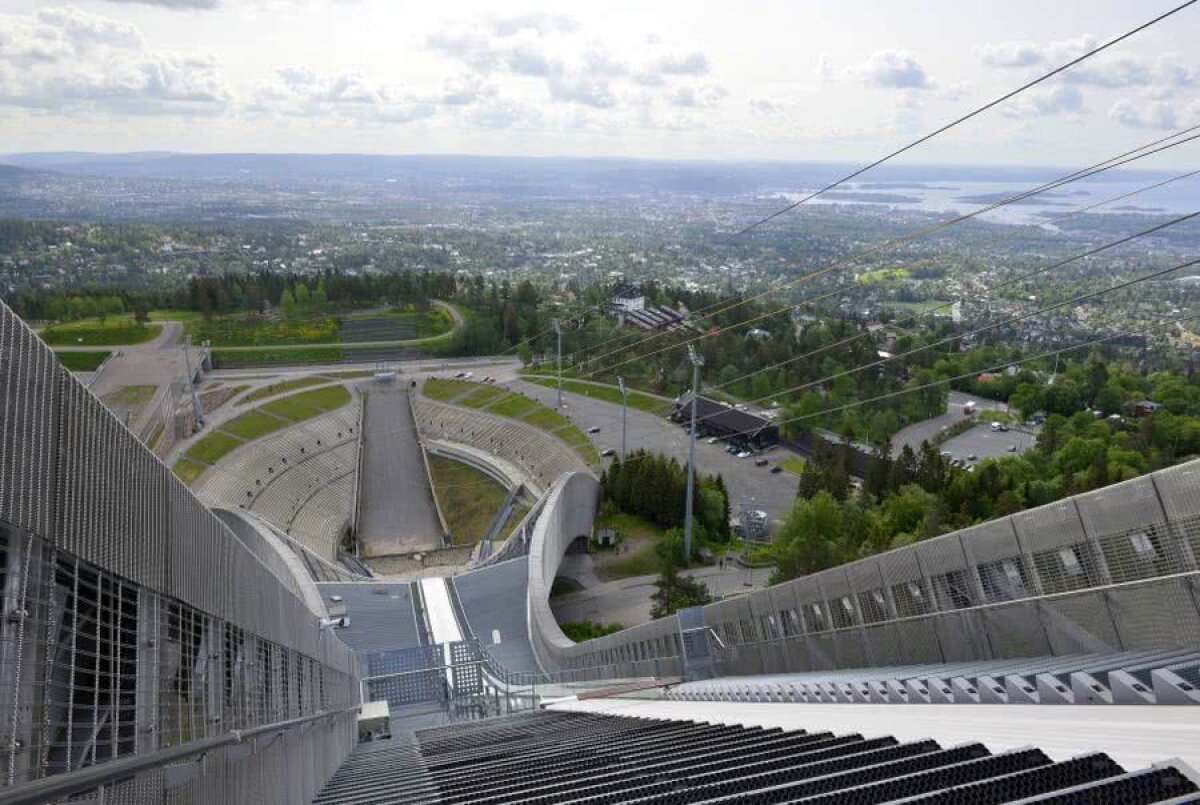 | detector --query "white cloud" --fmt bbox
[250,67,434,123]
[465,98,542,128]
[547,72,616,108]
[1002,85,1084,118]
[667,83,726,108]
[1109,98,1200,130]
[980,41,1042,68]
[982,36,1195,91]
[486,12,577,37]
[101,0,219,8]
[852,50,935,90]
[749,97,784,113]
[653,51,710,76]
[0,7,228,114]
[980,35,1097,69]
